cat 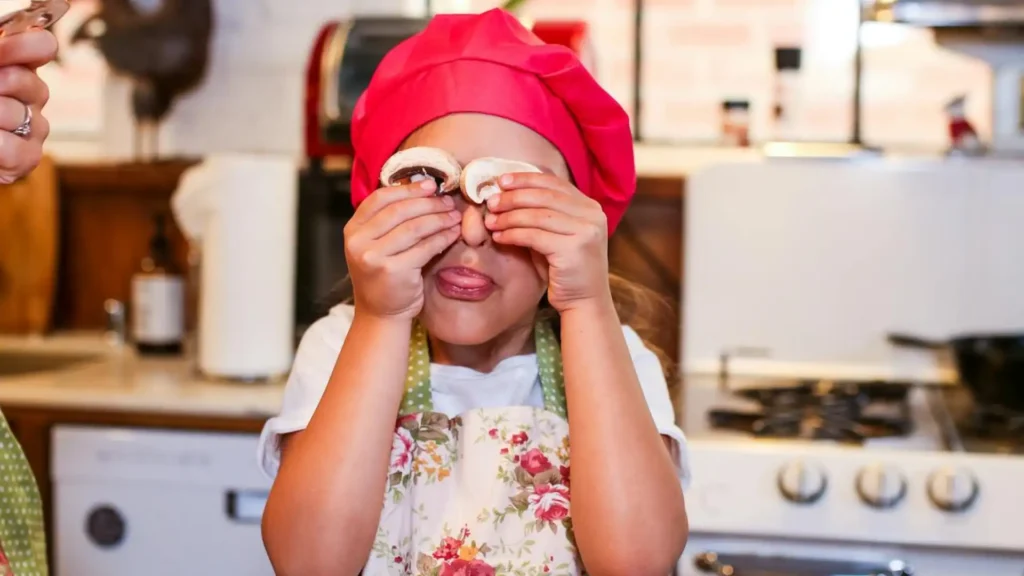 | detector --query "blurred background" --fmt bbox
[2,0,1023,574]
